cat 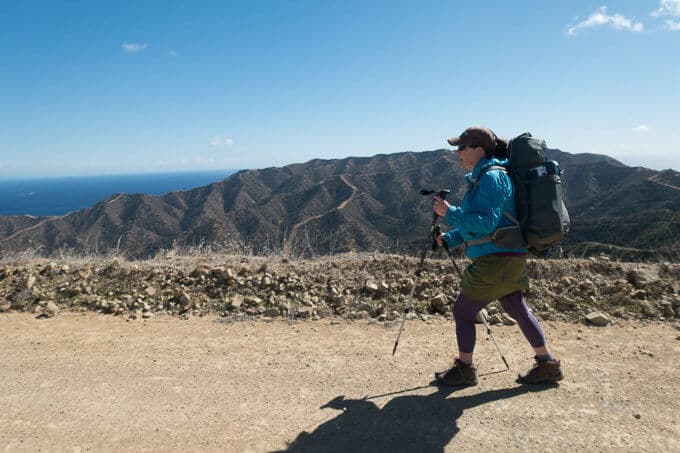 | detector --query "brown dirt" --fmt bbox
[1,313,679,451]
